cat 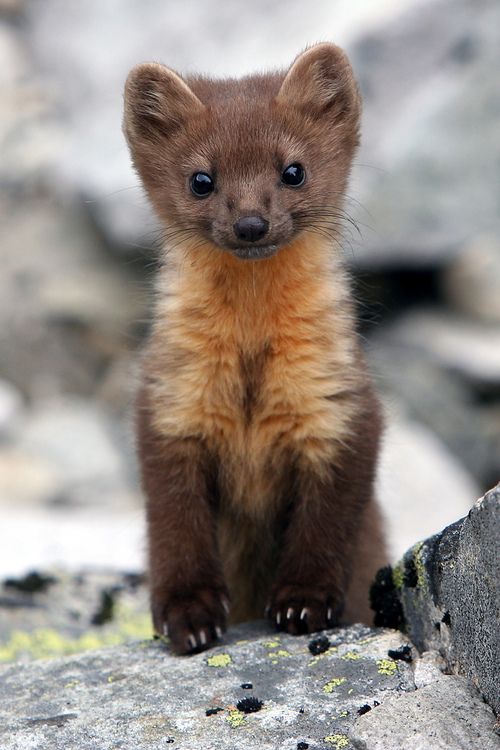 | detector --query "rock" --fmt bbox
[376,415,479,561]
[0,569,150,662]
[1,486,499,747]
[374,309,500,391]
[0,623,433,749]
[368,324,500,489]
[393,484,500,715]
[351,675,499,750]
[0,379,23,437]
[0,193,147,400]
[443,235,500,324]
[349,0,500,269]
